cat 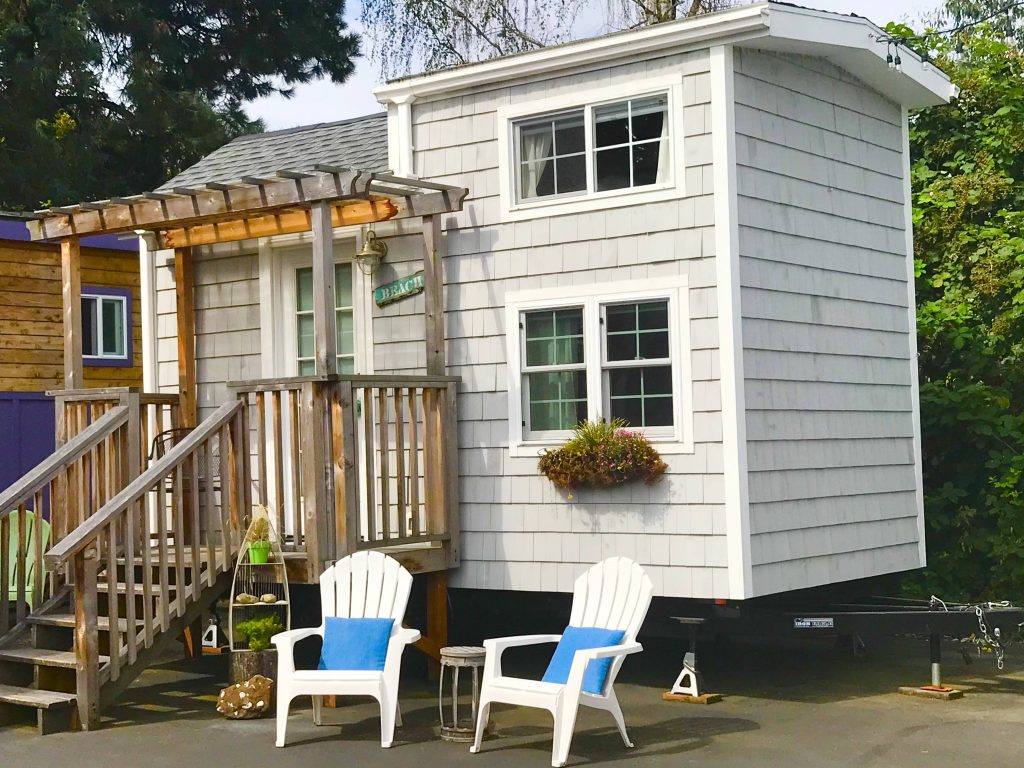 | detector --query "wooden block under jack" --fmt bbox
[662,691,723,705]
[898,685,964,700]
